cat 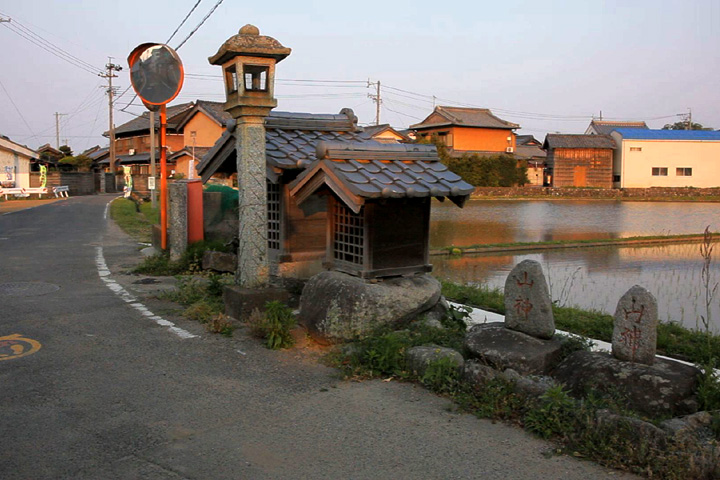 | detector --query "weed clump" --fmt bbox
[206,315,235,337]
[246,301,296,350]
